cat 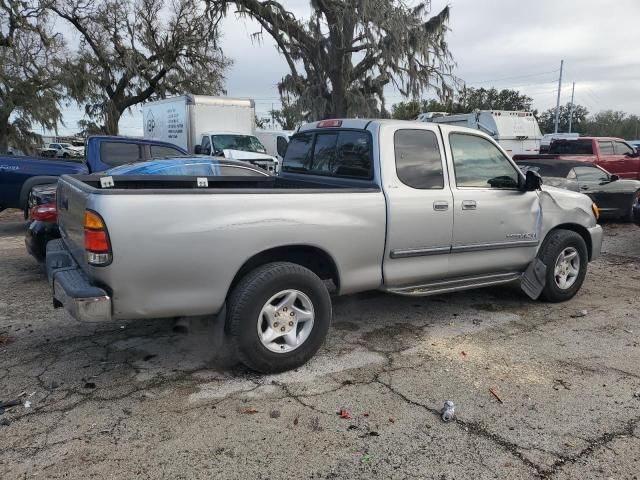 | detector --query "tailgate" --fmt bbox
[56,176,91,267]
